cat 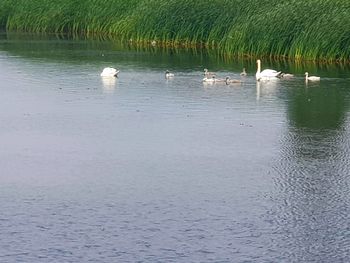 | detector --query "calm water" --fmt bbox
[0,33,350,262]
